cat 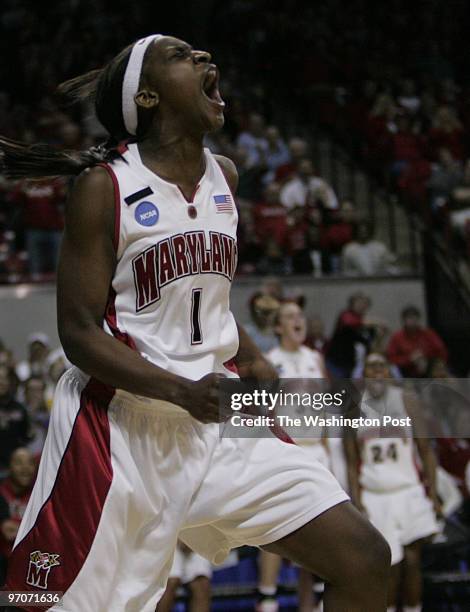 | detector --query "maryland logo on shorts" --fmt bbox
[26,550,61,589]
